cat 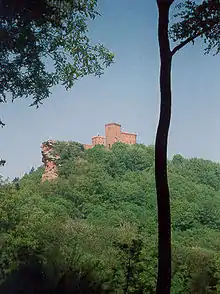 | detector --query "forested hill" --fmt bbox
[1,142,220,294]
